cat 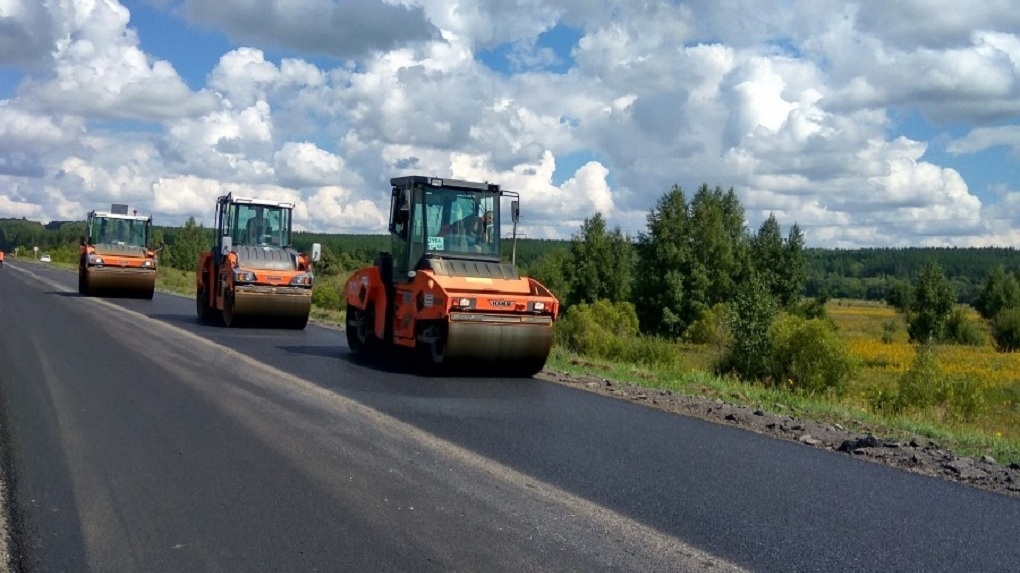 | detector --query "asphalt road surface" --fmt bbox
[1,261,1018,572]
